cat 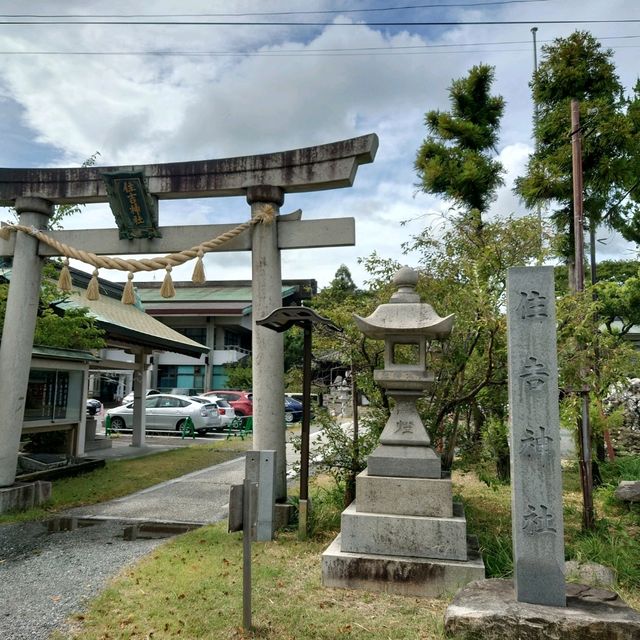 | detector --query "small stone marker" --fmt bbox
[507,266,565,607]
